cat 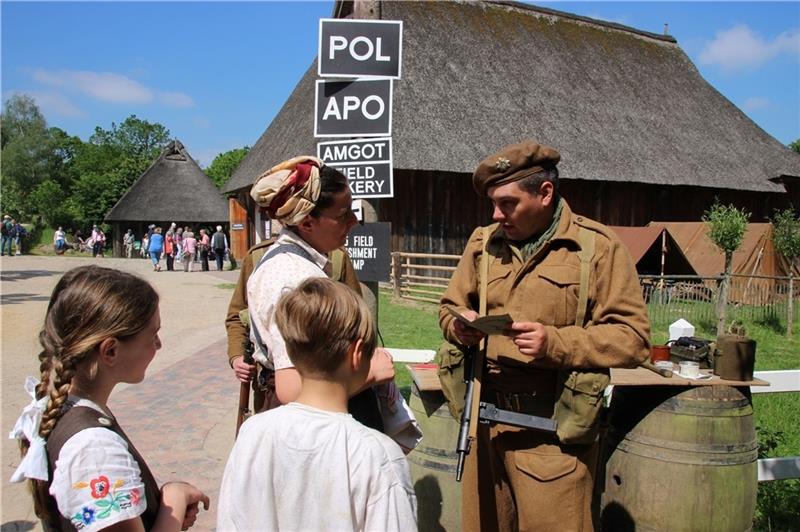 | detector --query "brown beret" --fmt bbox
[473,140,560,196]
